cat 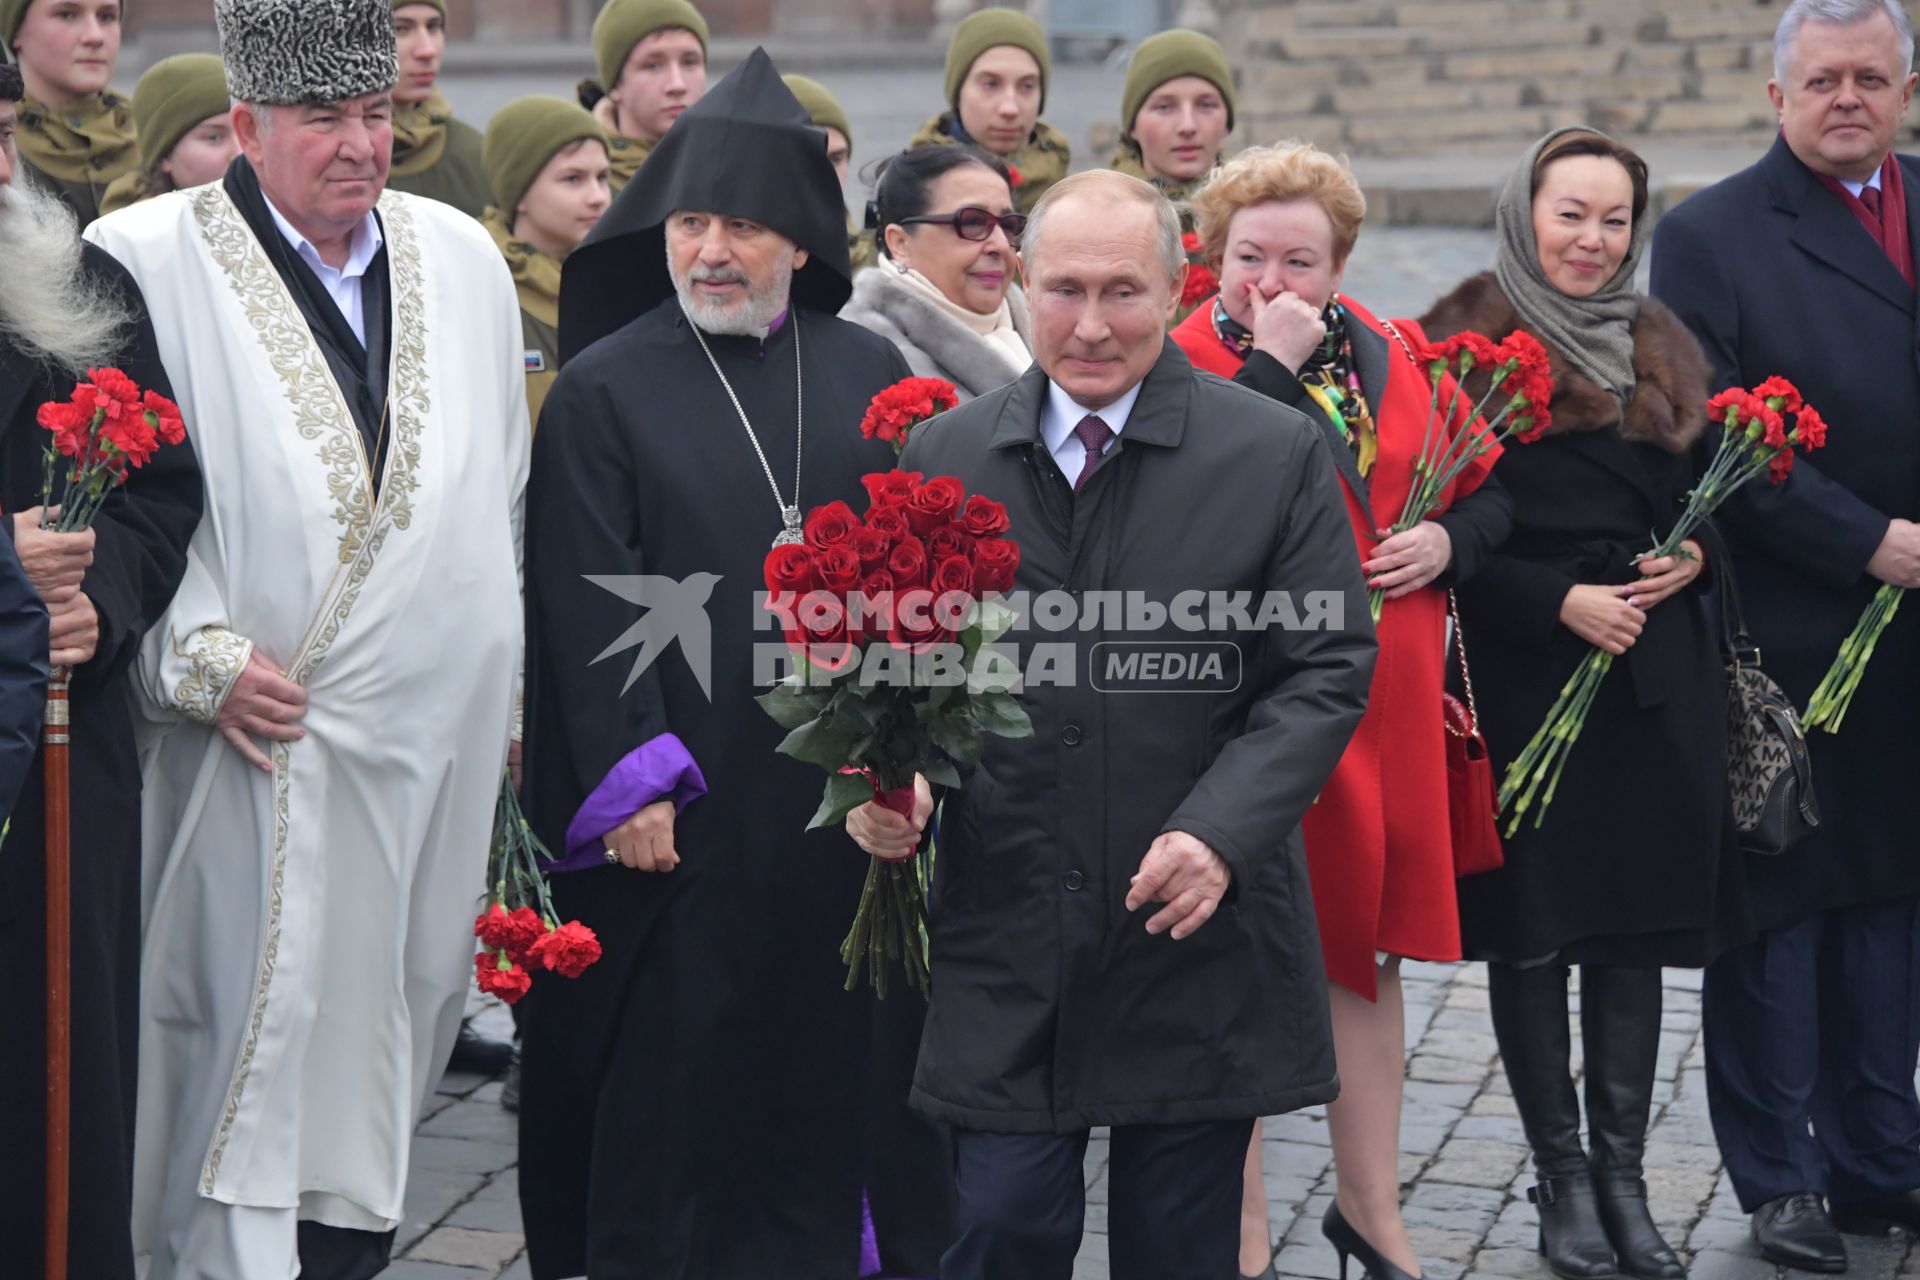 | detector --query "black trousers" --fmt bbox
[944,1119,1253,1280]
[1703,894,1920,1211]
[296,1222,395,1280]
